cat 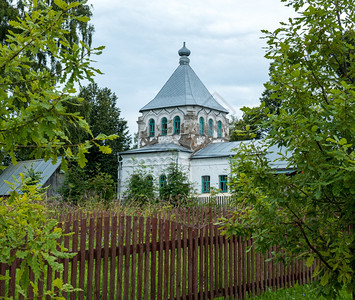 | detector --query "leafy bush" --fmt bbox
[159,163,191,205]
[124,163,156,205]
[0,176,76,298]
